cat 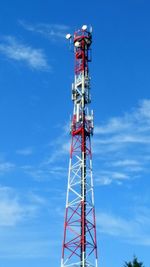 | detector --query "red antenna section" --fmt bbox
[61,25,98,267]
